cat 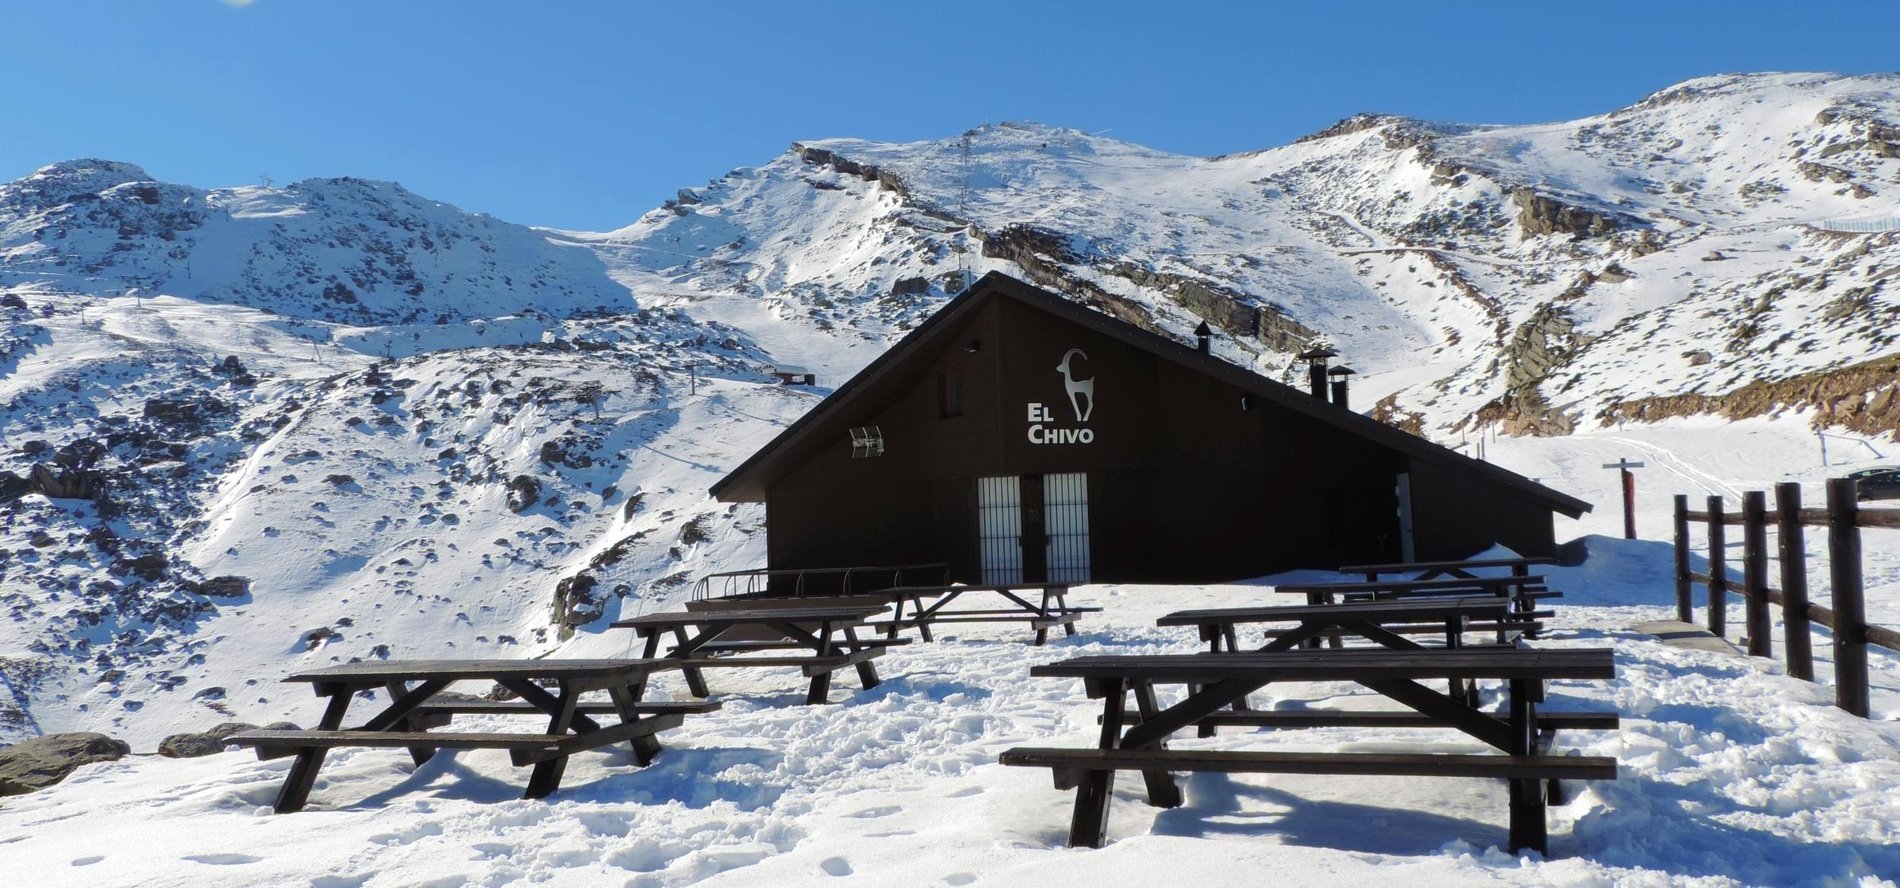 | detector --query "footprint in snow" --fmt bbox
[946,873,977,885]
[184,853,262,865]
[71,856,104,867]
[821,857,853,877]
[845,805,901,819]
